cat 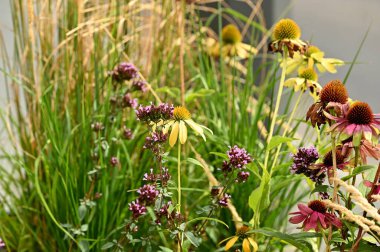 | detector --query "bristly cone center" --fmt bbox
[173,106,191,120]
[273,18,301,40]
[308,200,327,213]
[320,80,348,104]
[347,101,374,125]
[323,150,345,167]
